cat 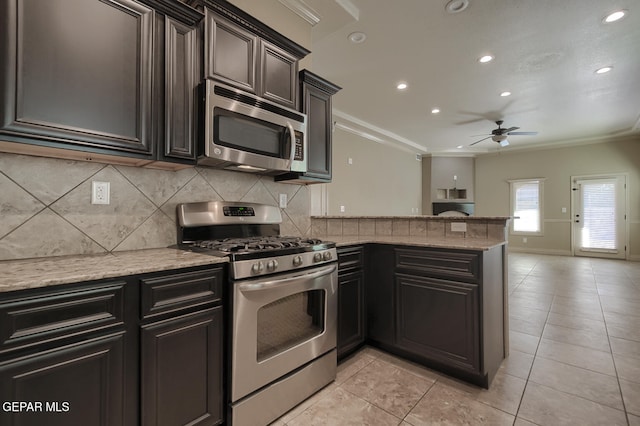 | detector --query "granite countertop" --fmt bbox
[0,248,227,293]
[328,236,507,250]
[0,236,506,294]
